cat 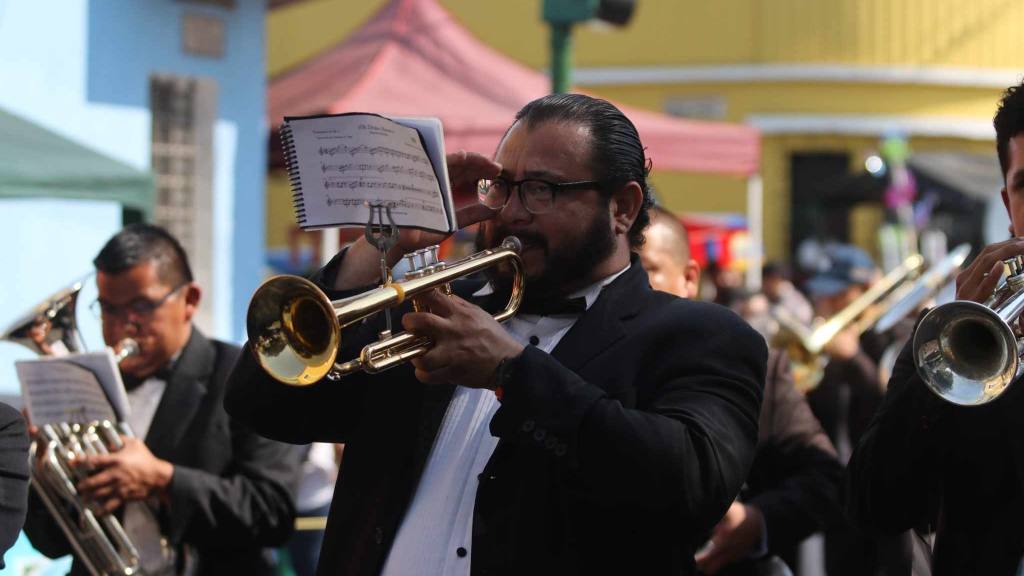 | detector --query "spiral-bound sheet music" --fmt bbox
[281,113,456,233]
